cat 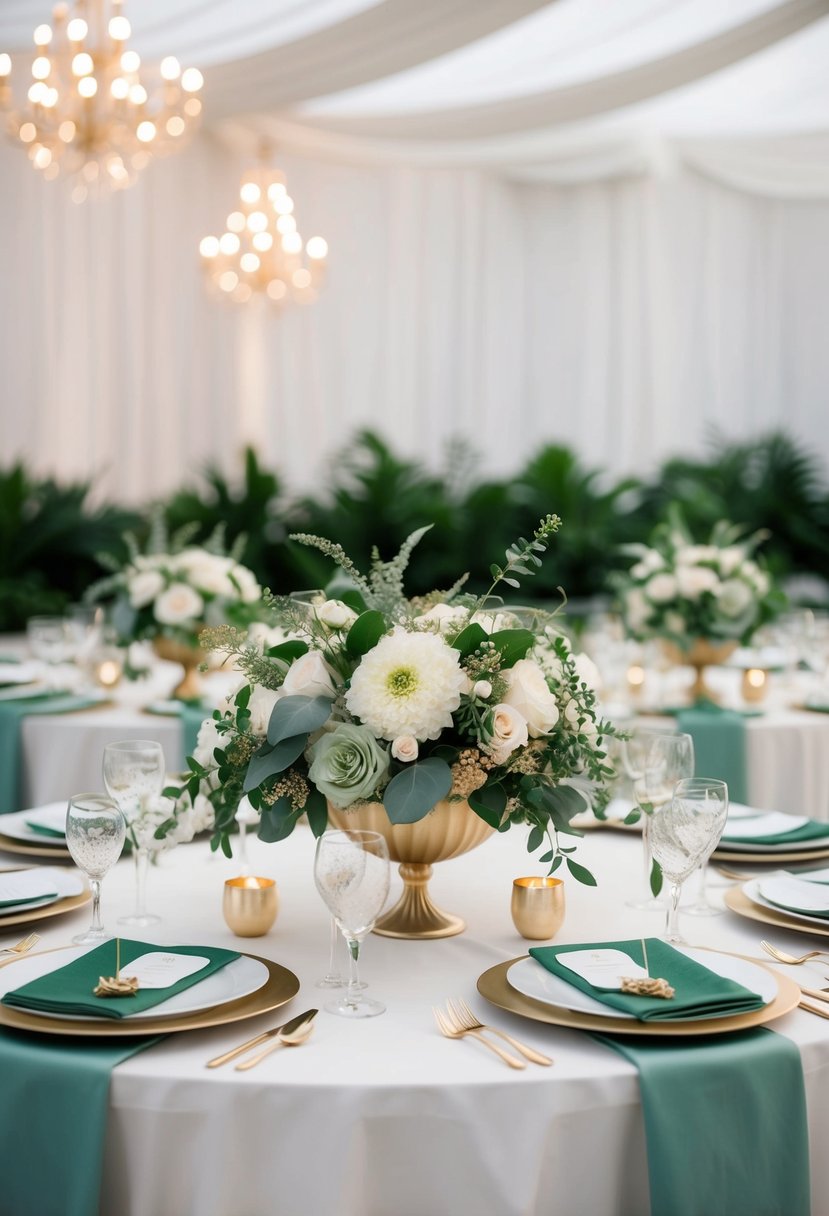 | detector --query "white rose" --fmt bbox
[154,582,204,625]
[484,703,529,764]
[128,569,165,609]
[742,562,769,595]
[716,579,754,618]
[248,684,281,736]
[646,573,678,604]
[502,659,559,737]
[191,792,215,834]
[231,565,261,603]
[281,651,337,700]
[572,652,600,691]
[675,566,720,599]
[678,545,718,566]
[717,547,744,577]
[473,679,492,700]
[625,588,650,632]
[470,611,519,635]
[415,603,469,634]
[391,735,419,762]
[315,599,358,631]
[193,716,225,769]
